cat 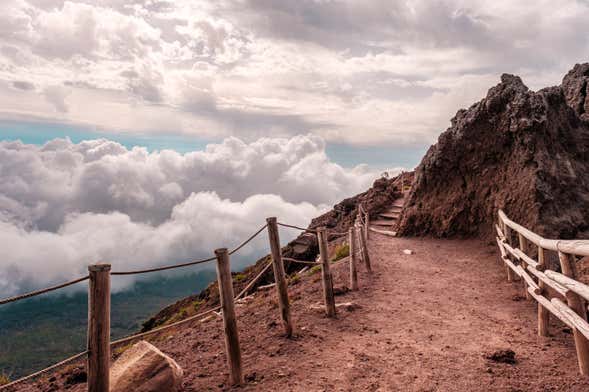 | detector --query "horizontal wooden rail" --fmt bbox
[499,210,589,256]
[496,210,589,375]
